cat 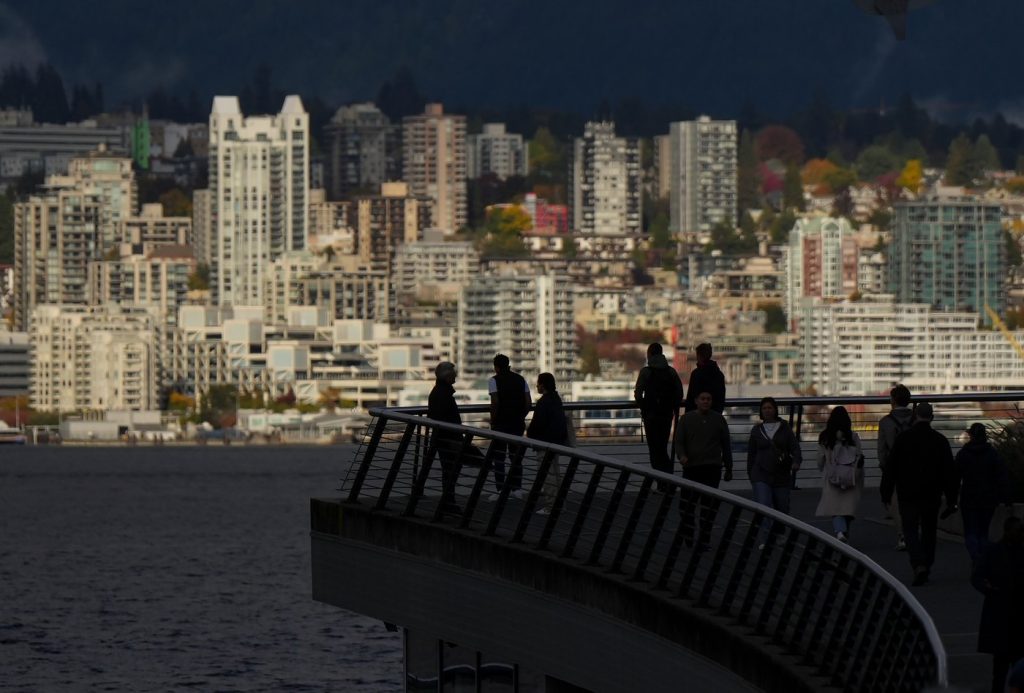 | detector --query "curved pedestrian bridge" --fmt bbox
[307,395,1008,692]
